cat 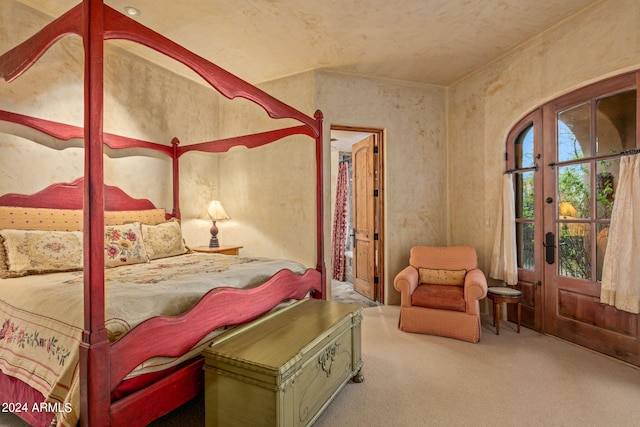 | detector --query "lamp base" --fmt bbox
[209,220,220,248]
